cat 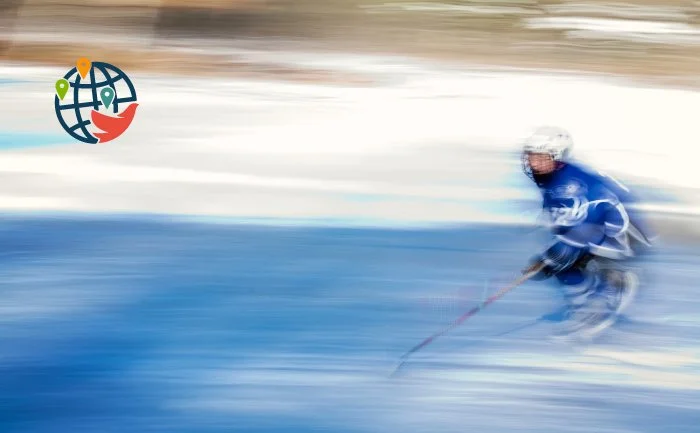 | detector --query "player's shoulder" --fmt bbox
[555,162,620,200]
[560,161,602,183]
[552,162,597,189]
[572,161,638,201]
